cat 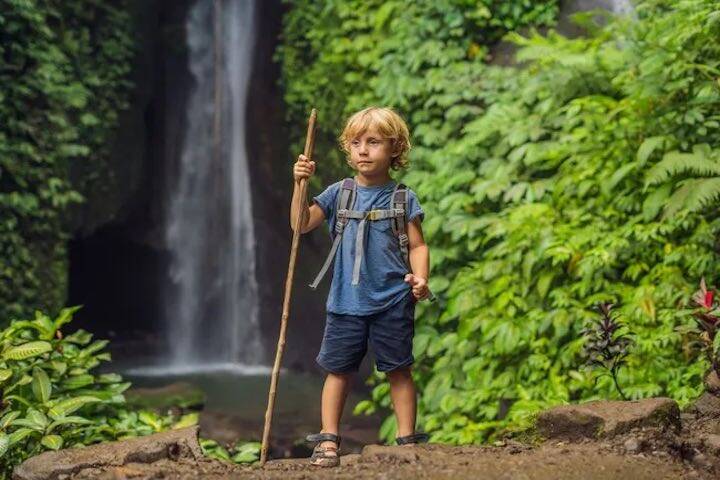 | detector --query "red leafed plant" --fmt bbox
[691,277,720,373]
